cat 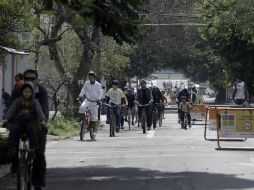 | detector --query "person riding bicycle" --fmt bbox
[3,82,47,190]
[161,90,168,119]
[123,87,136,125]
[232,76,249,106]
[106,80,128,132]
[77,71,102,140]
[179,96,191,129]
[151,86,164,128]
[136,79,152,130]
[177,88,191,123]
[8,69,49,190]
